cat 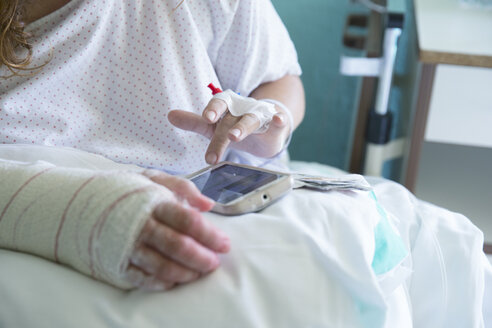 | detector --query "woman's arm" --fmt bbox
[0,161,229,290]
